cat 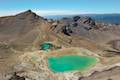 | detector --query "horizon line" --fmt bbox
[0,10,120,17]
